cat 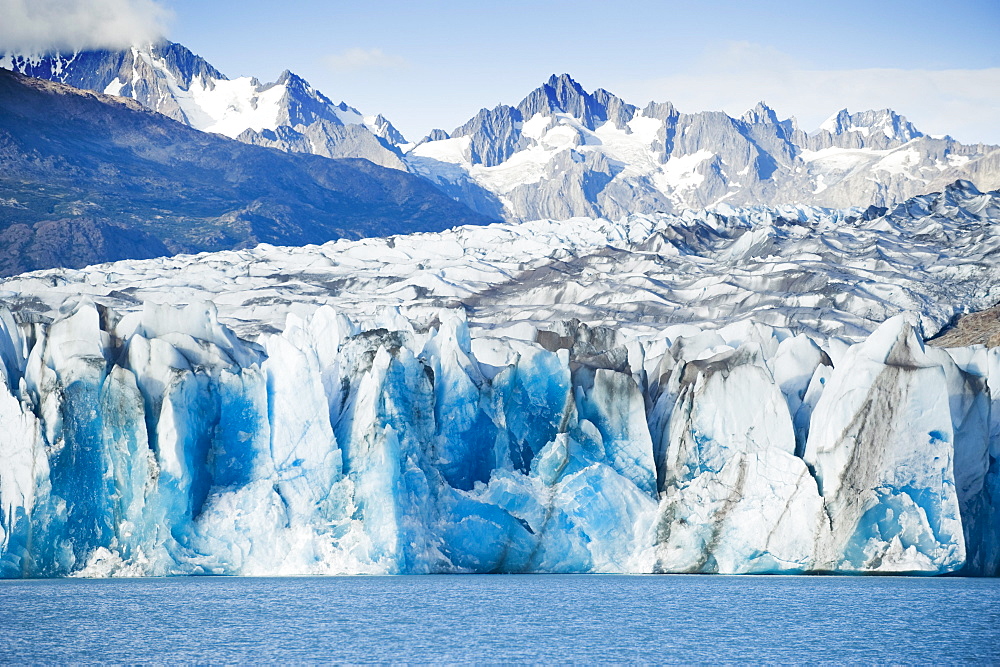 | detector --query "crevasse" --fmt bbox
[0,299,997,577]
